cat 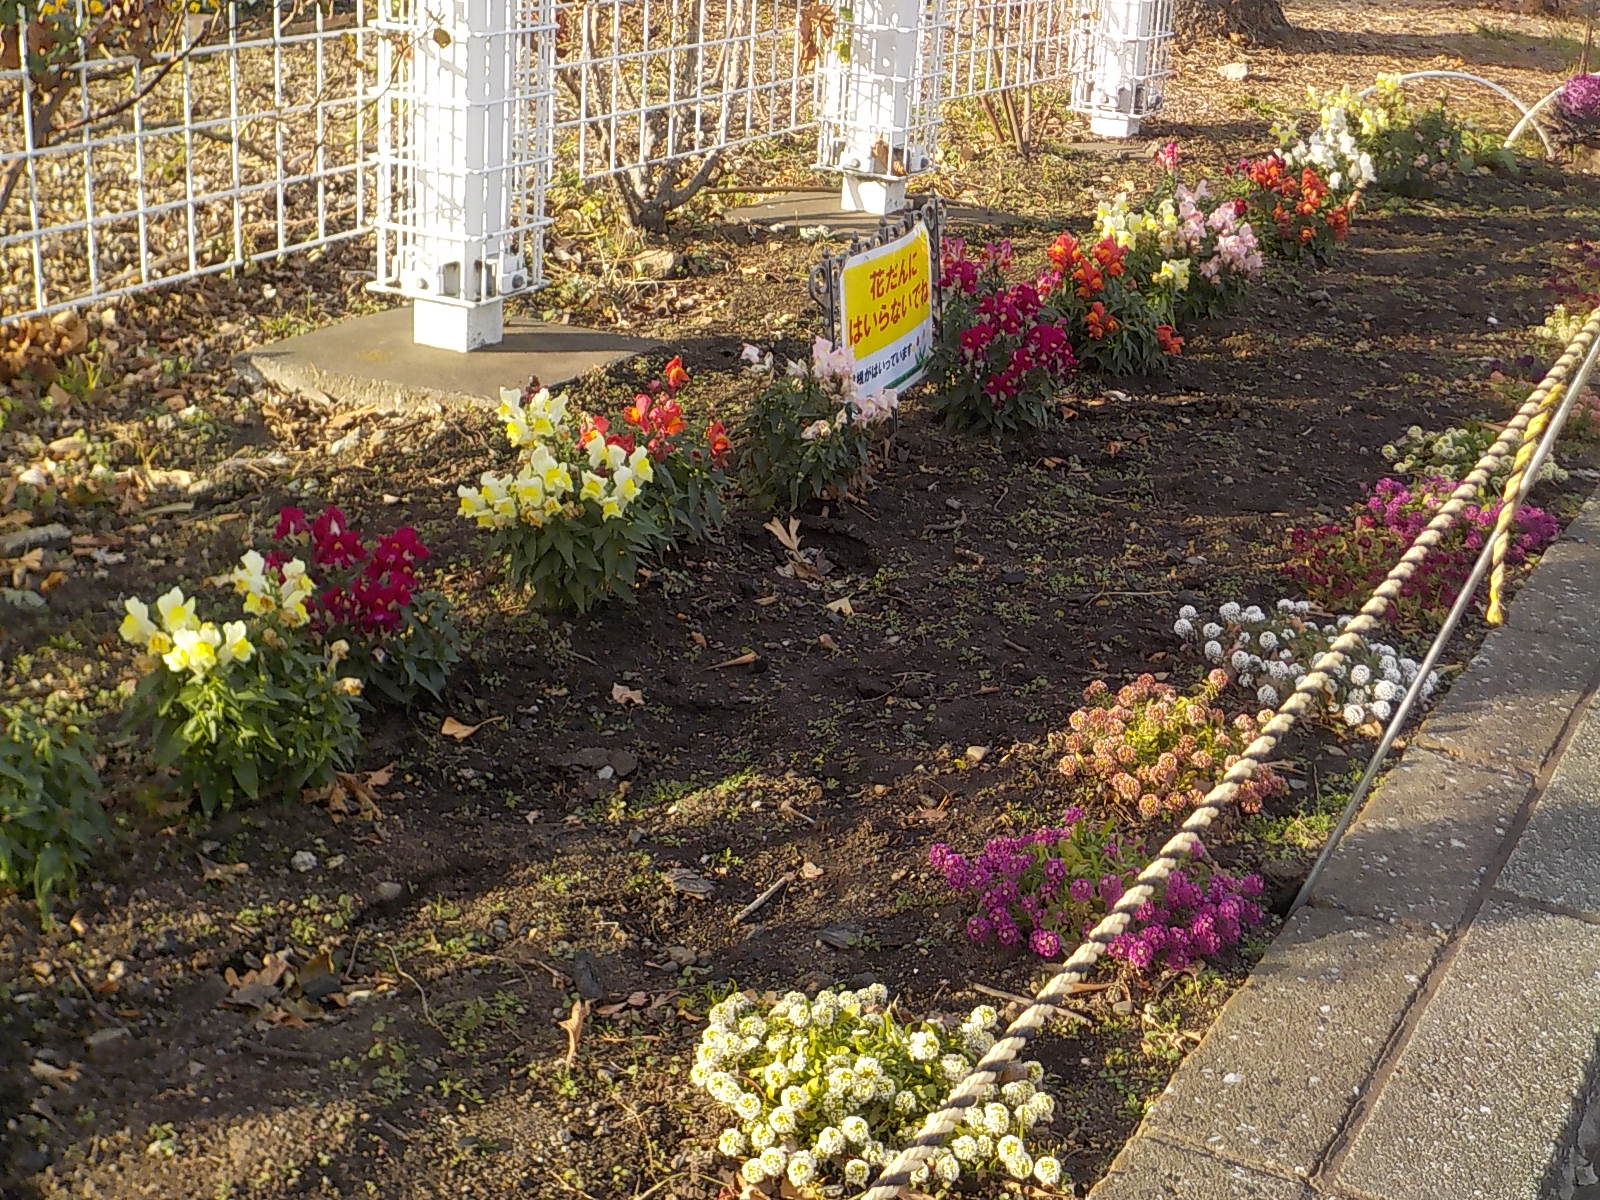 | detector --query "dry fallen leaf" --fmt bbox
[198,854,250,884]
[558,998,588,1067]
[611,682,644,706]
[762,516,803,553]
[825,597,854,617]
[799,861,824,880]
[817,633,840,652]
[689,631,707,648]
[440,715,501,741]
[709,651,758,670]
